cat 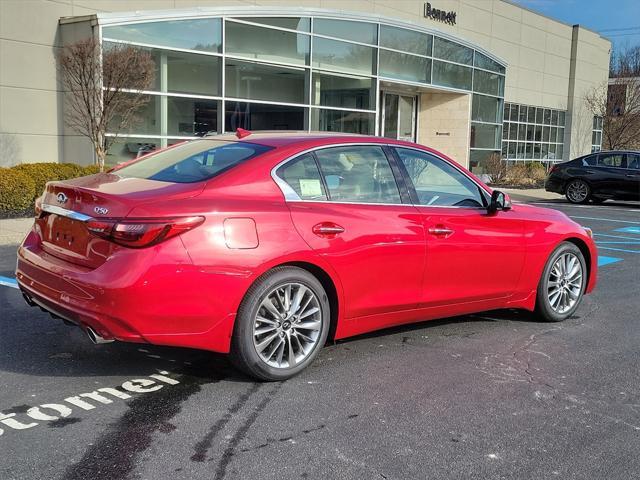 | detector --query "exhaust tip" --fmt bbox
[86,326,114,345]
[22,292,36,307]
